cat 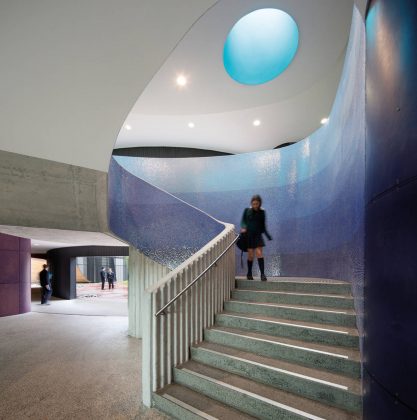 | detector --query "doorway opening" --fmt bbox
[76,256,128,300]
